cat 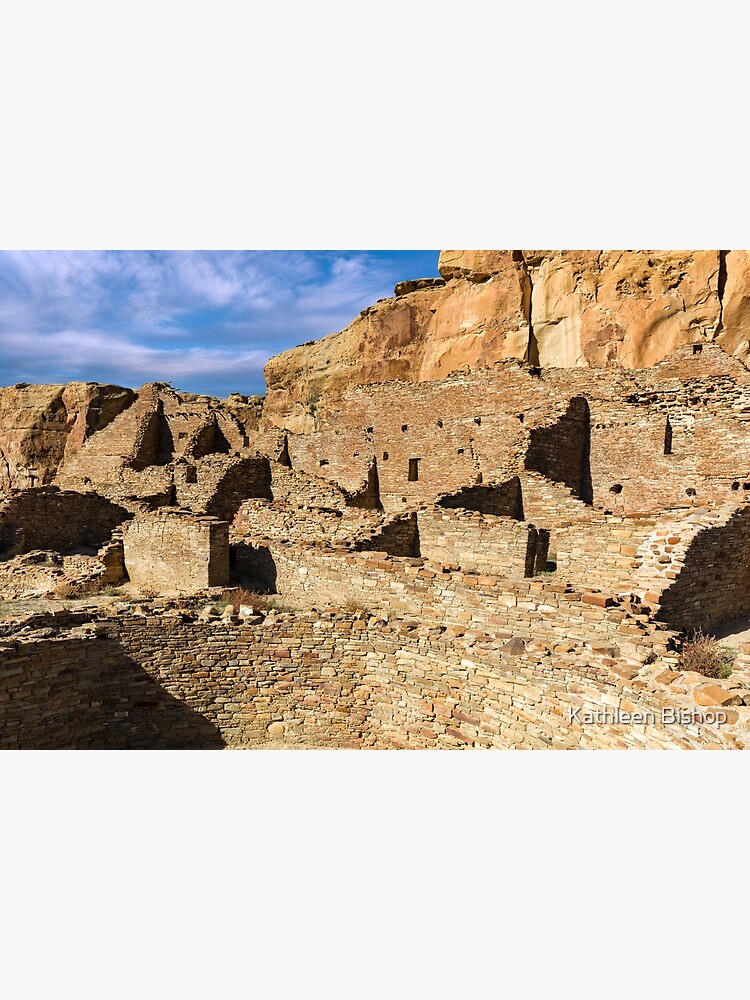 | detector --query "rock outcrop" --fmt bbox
[262,249,750,431]
[0,382,136,493]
